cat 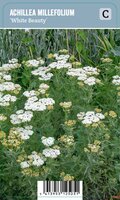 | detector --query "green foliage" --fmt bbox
[0,30,120,200]
[1,29,120,65]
